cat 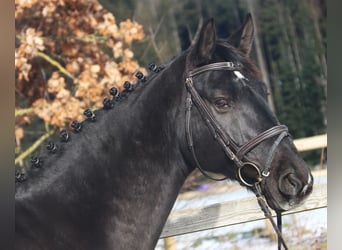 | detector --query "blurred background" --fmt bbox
[15,0,327,249]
